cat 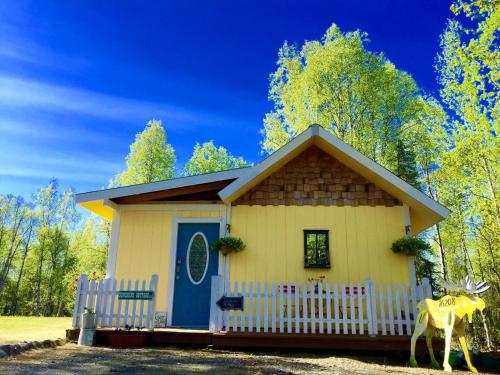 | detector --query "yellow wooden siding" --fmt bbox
[114,210,172,312]
[176,210,222,218]
[229,206,408,286]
